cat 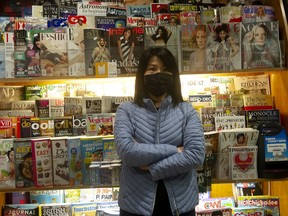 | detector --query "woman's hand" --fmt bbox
[177,146,184,153]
